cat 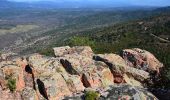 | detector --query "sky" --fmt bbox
[8,0,170,6]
